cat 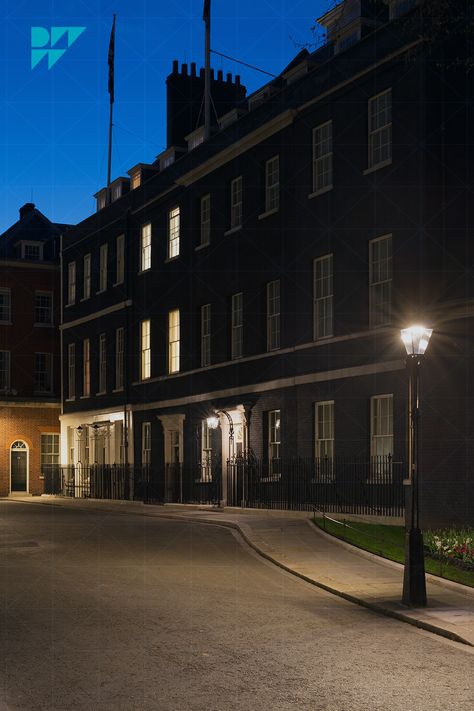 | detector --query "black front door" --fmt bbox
[11,451,27,491]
